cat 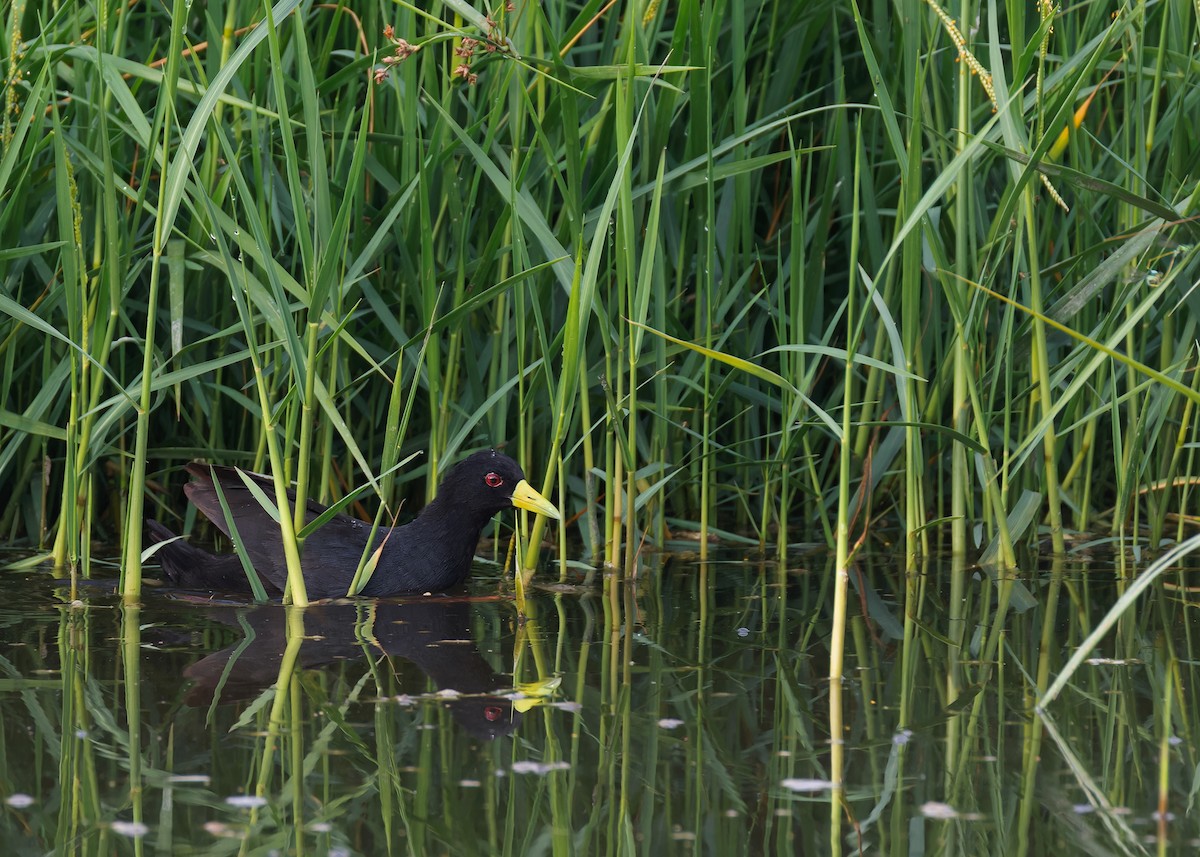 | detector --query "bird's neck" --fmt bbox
[391,502,494,589]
